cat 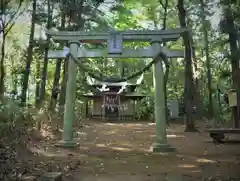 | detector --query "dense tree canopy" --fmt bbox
[0,0,240,125]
